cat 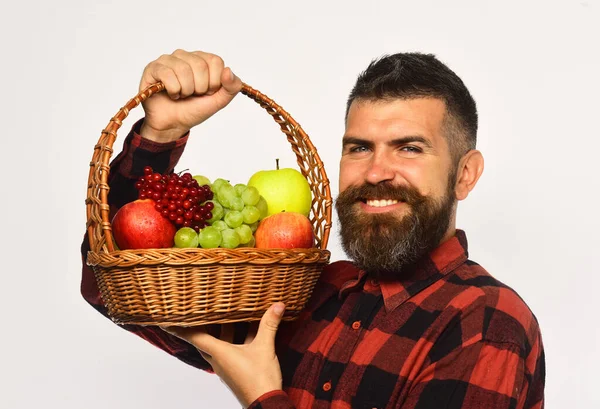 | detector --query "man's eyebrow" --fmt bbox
[342,136,372,148]
[342,135,433,148]
[389,135,433,149]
